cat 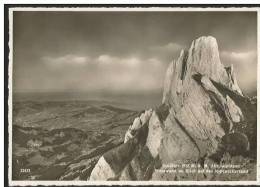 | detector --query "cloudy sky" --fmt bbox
[13,10,257,95]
